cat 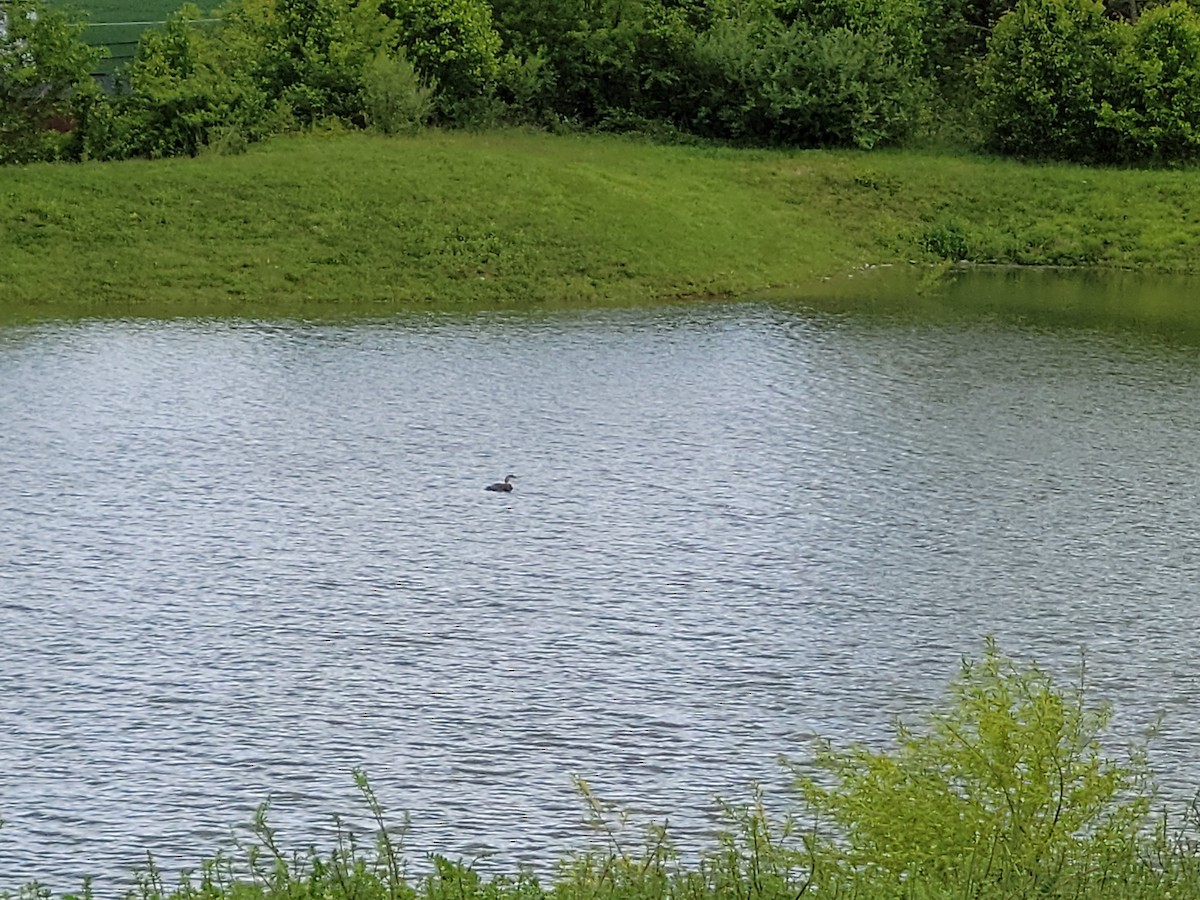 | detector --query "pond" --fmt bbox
[3,267,1200,892]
